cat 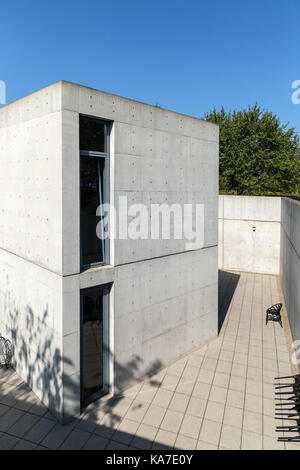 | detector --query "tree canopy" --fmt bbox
[203,104,300,195]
